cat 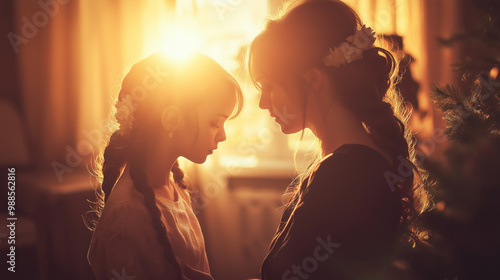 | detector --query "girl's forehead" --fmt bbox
[199,91,236,114]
